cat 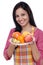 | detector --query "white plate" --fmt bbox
[9,38,33,46]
